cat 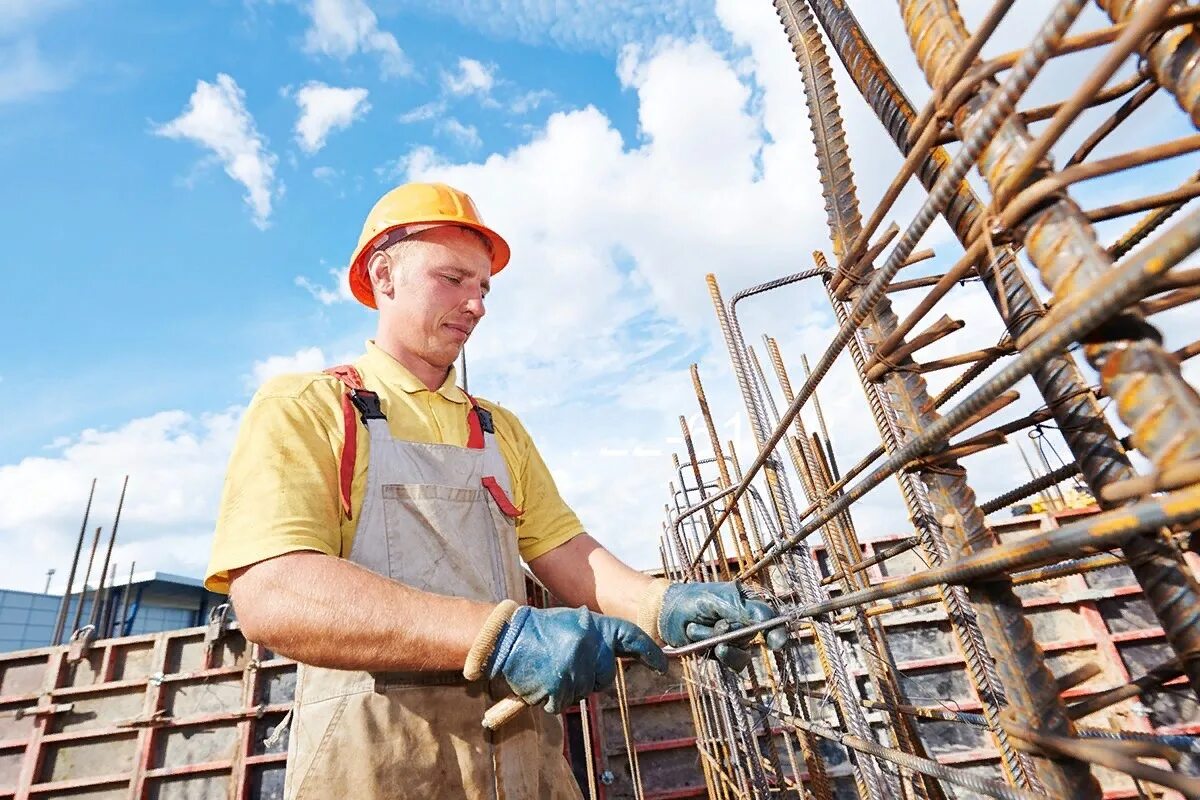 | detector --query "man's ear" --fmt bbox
[367,251,394,302]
